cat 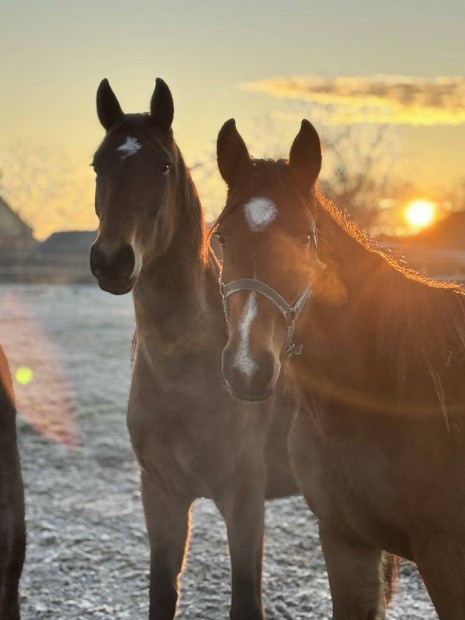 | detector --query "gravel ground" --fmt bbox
[0,284,436,619]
